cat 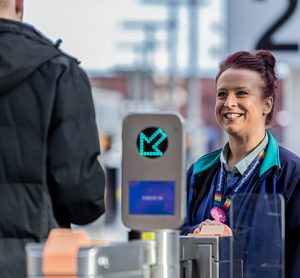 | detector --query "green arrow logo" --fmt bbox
[139,128,168,157]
